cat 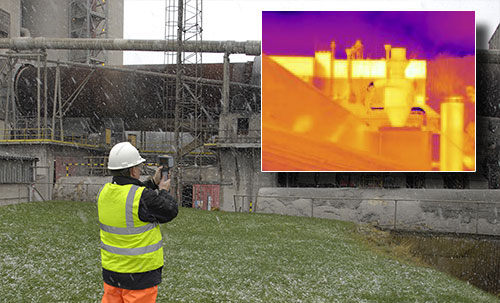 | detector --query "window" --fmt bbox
[237,118,249,135]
